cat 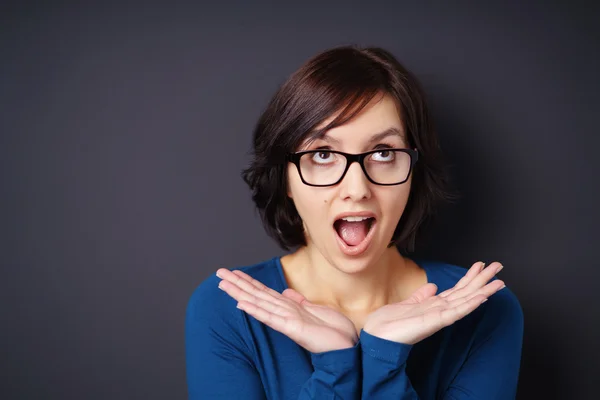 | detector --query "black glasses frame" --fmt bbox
[286,148,419,187]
